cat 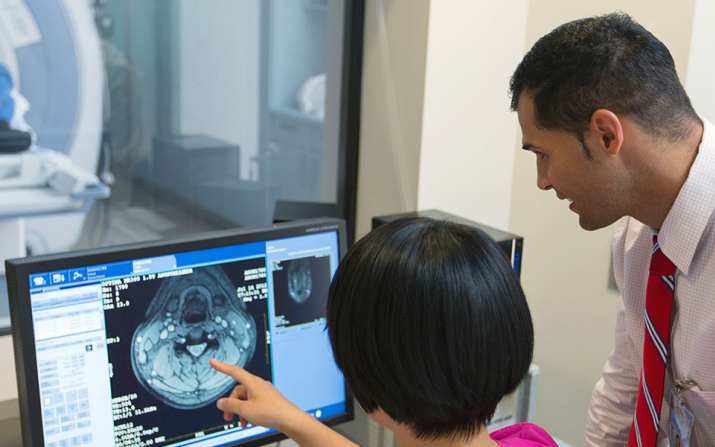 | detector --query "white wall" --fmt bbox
[417,0,529,230]
[354,0,430,237]
[354,0,531,236]
[685,0,715,120]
